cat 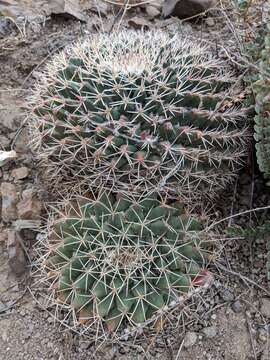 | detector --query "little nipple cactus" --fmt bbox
[41,191,213,332]
[29,30,248,198]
